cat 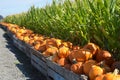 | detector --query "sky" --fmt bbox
[0,0,52,17]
